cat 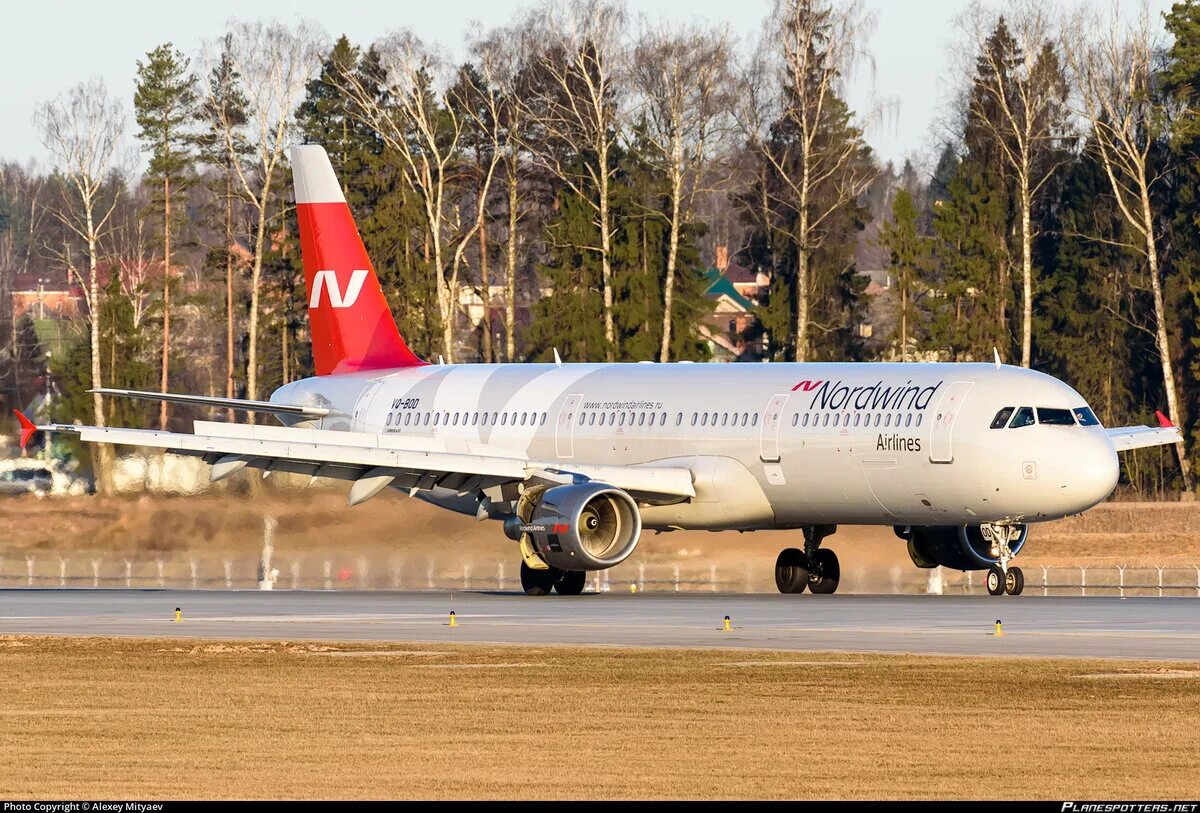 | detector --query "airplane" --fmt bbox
[13,144,1184,598]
